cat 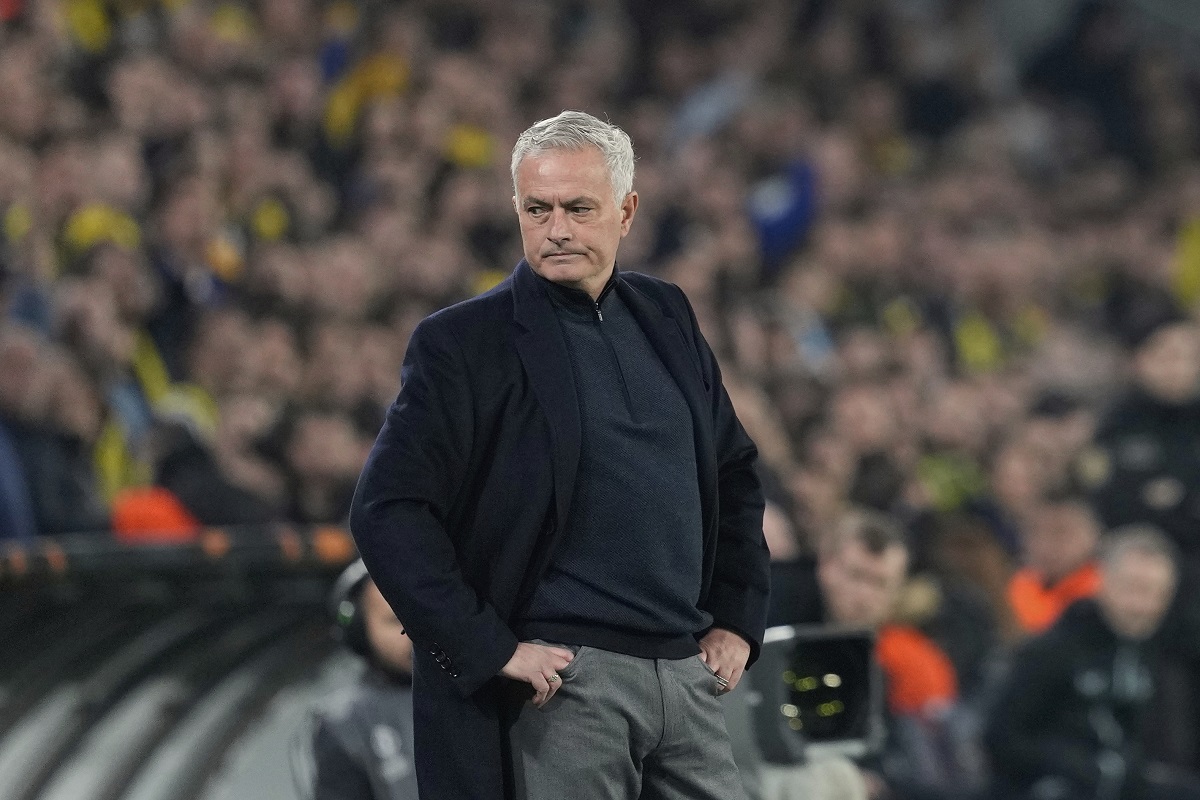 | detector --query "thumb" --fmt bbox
[698,649,708,663]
